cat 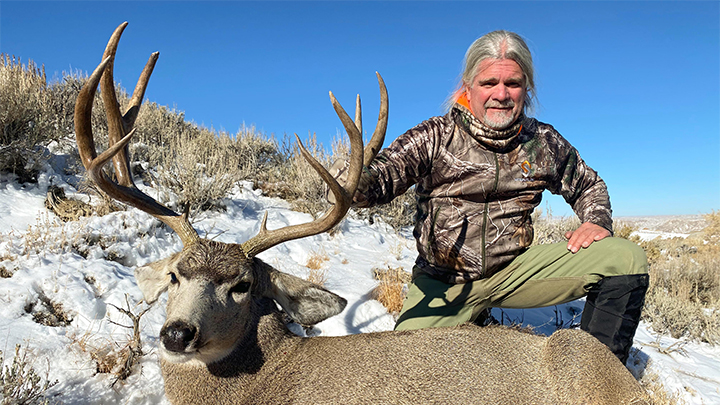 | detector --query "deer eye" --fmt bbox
[229,281,251,295]
[169,272,179,284]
